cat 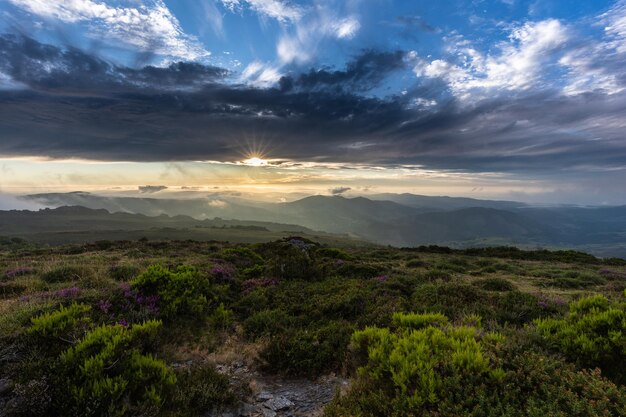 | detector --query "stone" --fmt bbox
[0,379,12,395]
[264,396,294,411]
